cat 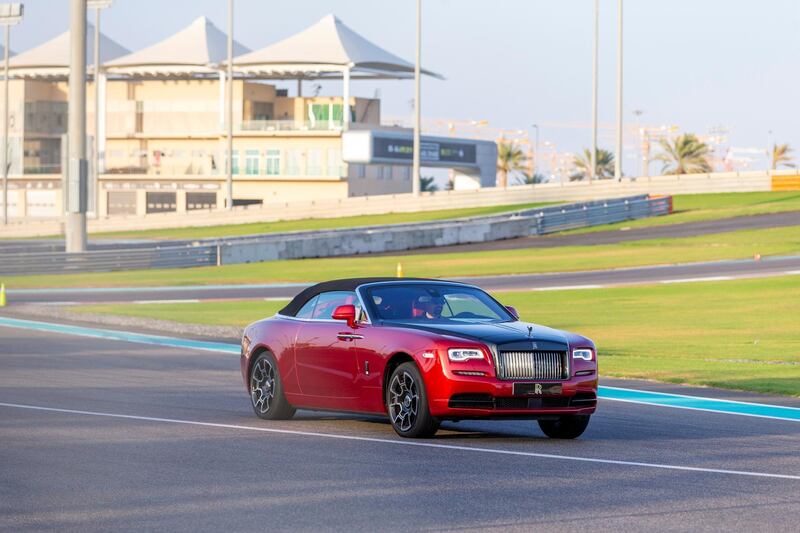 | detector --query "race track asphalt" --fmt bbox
[1,325,799,531]
[9,254,800,304]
